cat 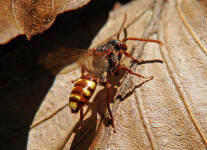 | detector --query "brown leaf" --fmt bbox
[28,0,207,149]
[0,0,90,44]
